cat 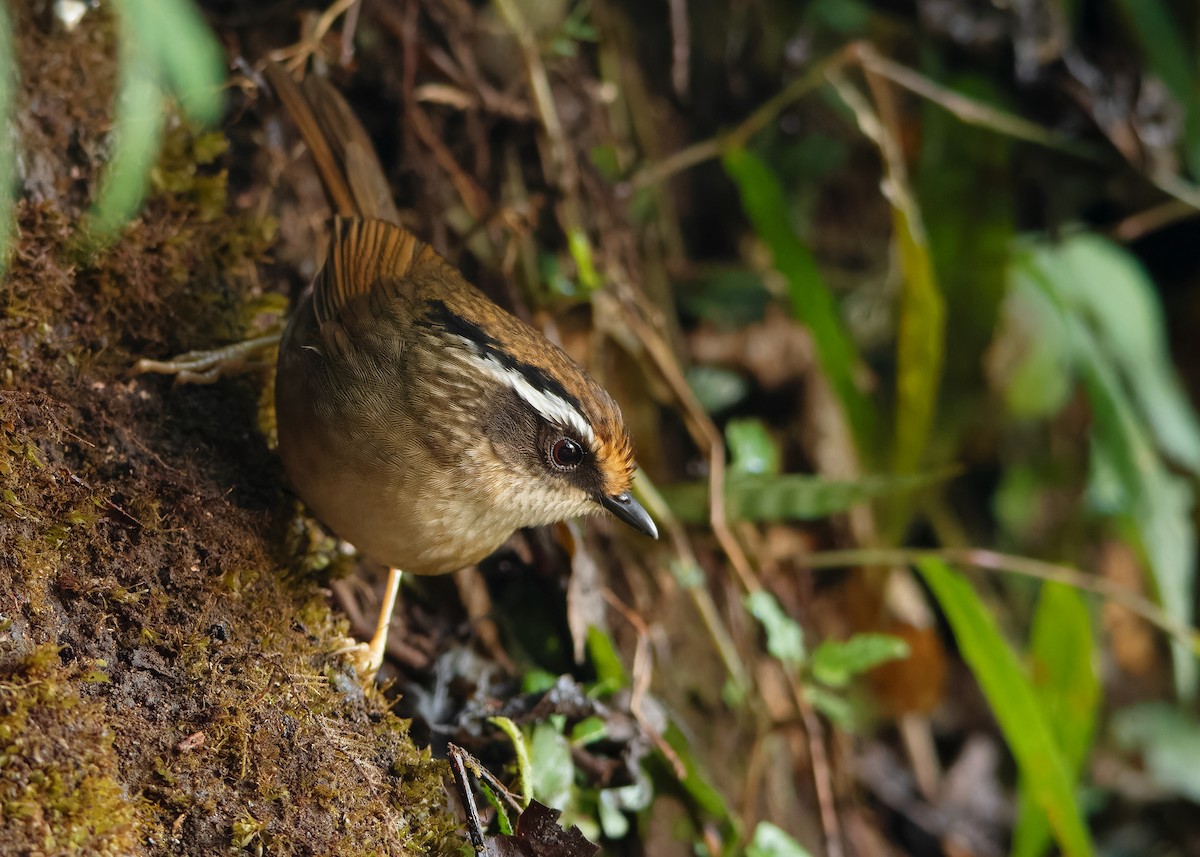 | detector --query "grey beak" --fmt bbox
[599,491,658,539]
